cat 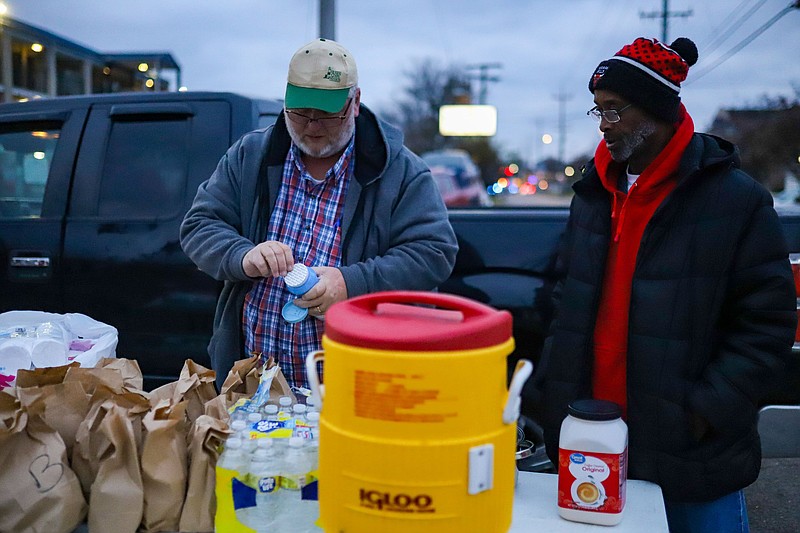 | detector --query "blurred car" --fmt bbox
[422,149,492,207]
